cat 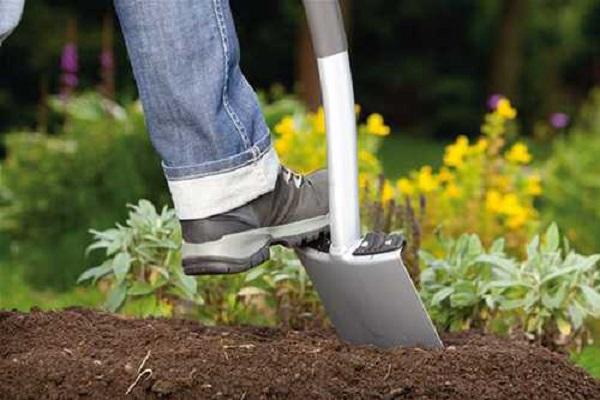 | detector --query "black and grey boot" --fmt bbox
[180,167,329,275]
